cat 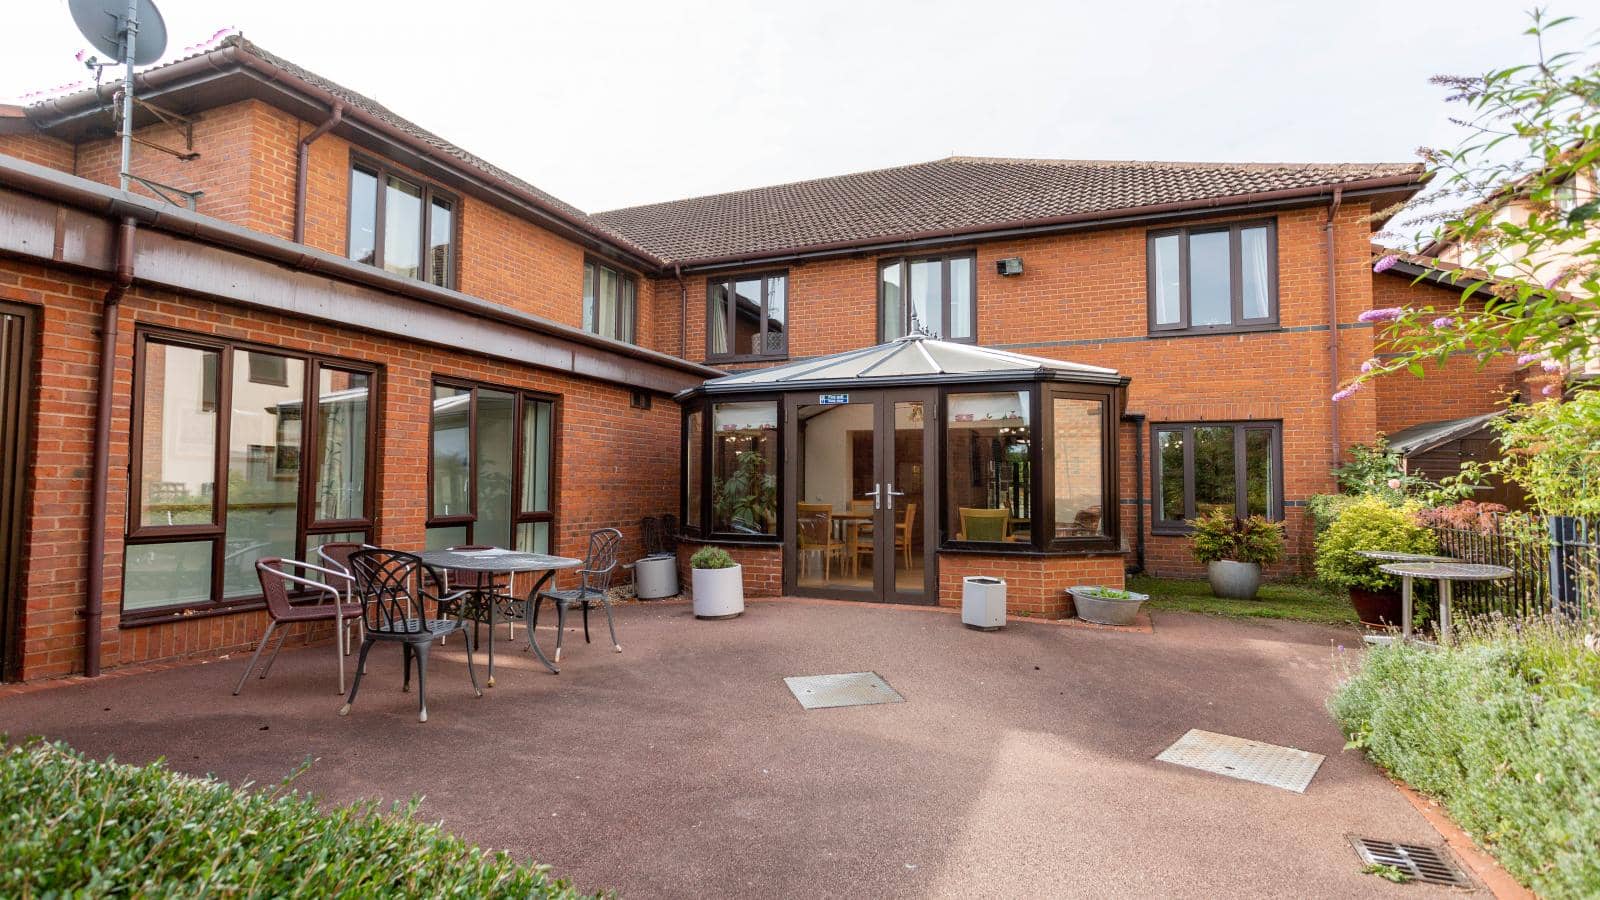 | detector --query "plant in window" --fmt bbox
[1189,511,1286,600]
[712,450,776,534]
